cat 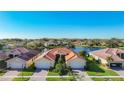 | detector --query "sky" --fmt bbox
[0,11,124,39]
